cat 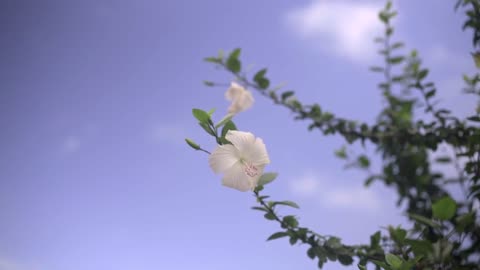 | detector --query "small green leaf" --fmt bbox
[283,215,299,228]
[264,212,276,220]
[425,89,436,99]
[338,255,354,266]
[418,69,429,80]
[221,120,237,138]
[274,200,300,209]
[267,232,289,241]
[385,253,403,269]
[251,206,267,212]
[432,196,457,220]
[358,155,370,168]
[226,48,241,73]
[185,138,200,150]
[467,115,480,122]
[370,66,385,72]
[192,108,210,124]
[435,156,451,163]
[254,68,270,89]
[472,51,480,68]
[358,264,367,270]
[199,122,216,137]
[408,213,441,228]
[204,57,221,63]
[307,247,316,259]
[281,91,295,101]
[203,80,215,86]
[215,114,234,128]
[257,172,278,186]
[388,56,405,64]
